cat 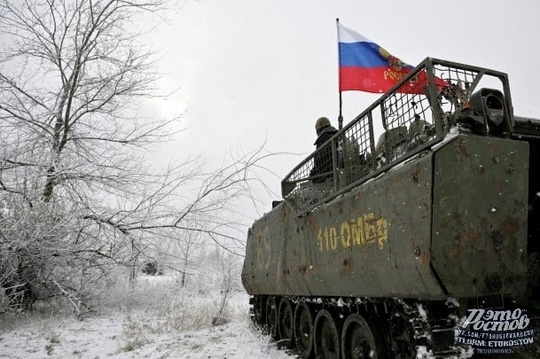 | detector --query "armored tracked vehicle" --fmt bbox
[241,58,540,358]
